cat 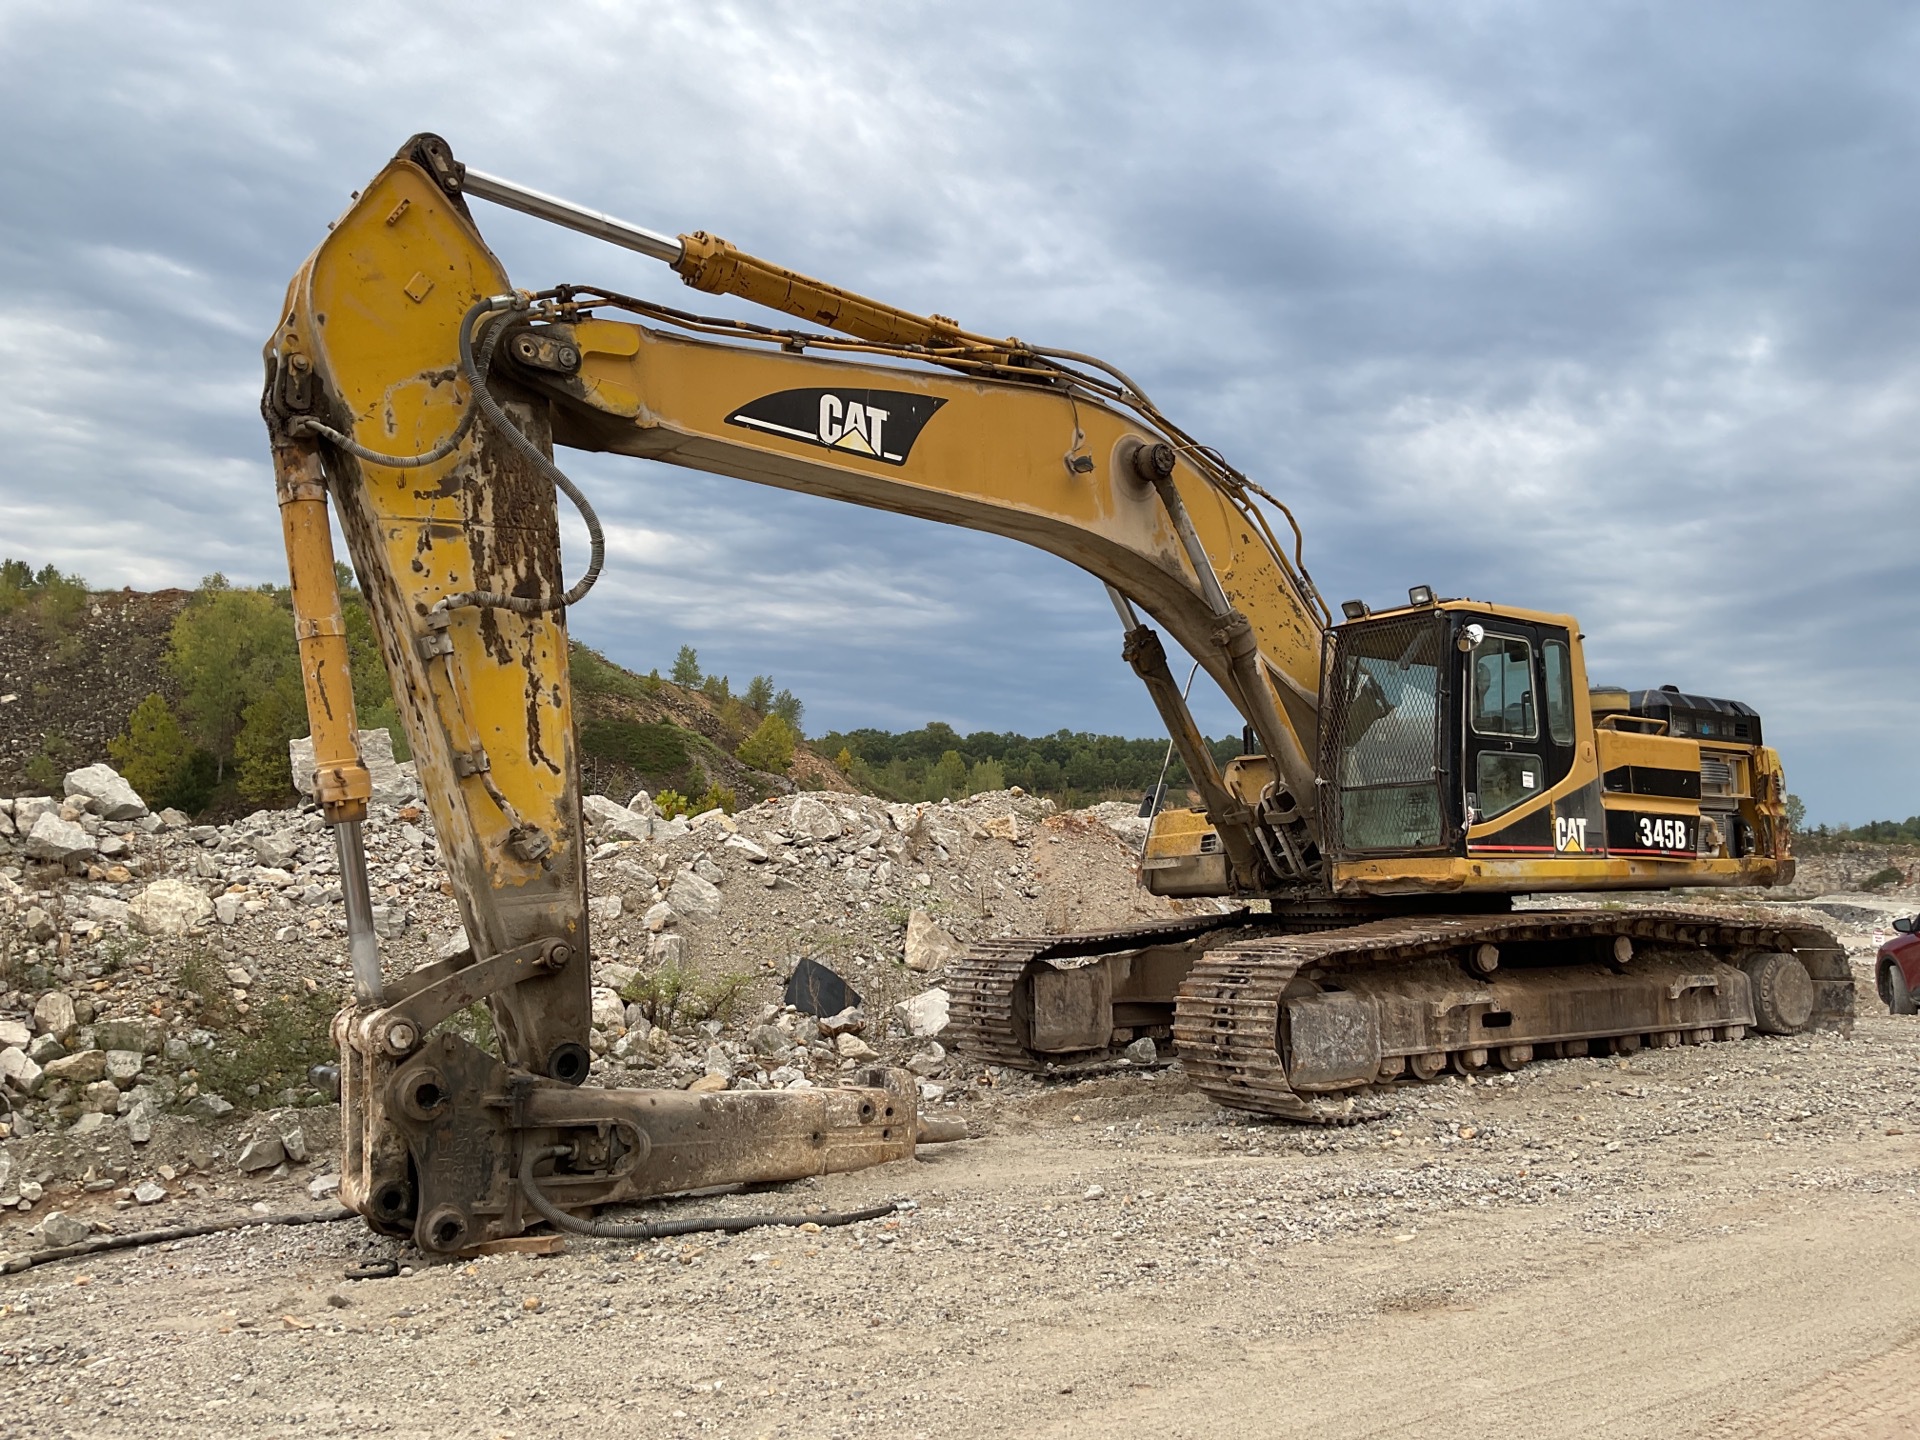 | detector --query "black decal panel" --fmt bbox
[1604,809,1697,857]
[725,388,946,466]
[1601,765,1702,800]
